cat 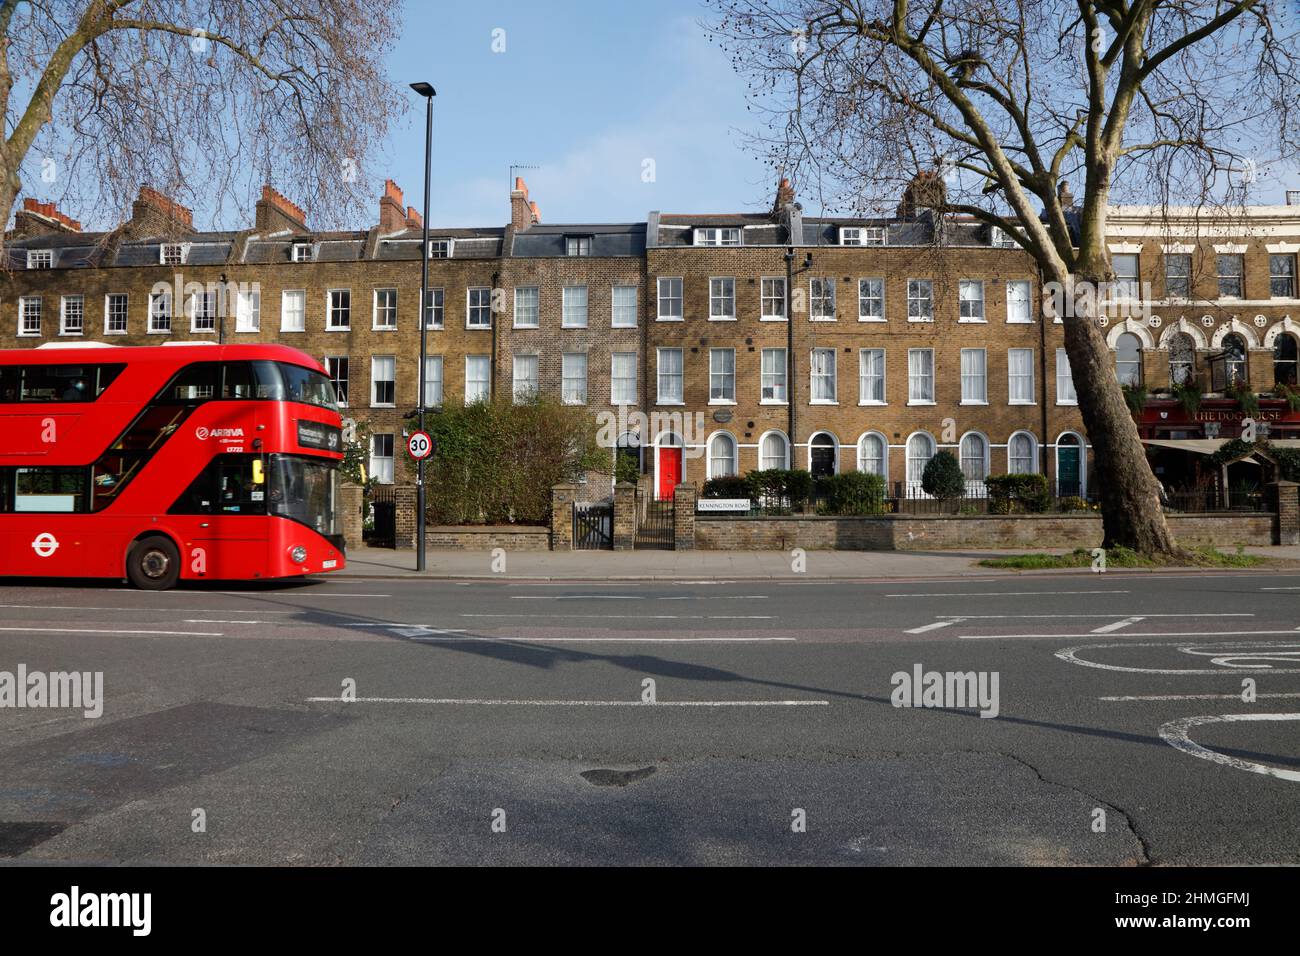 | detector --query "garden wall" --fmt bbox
[695,512,1276,551]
